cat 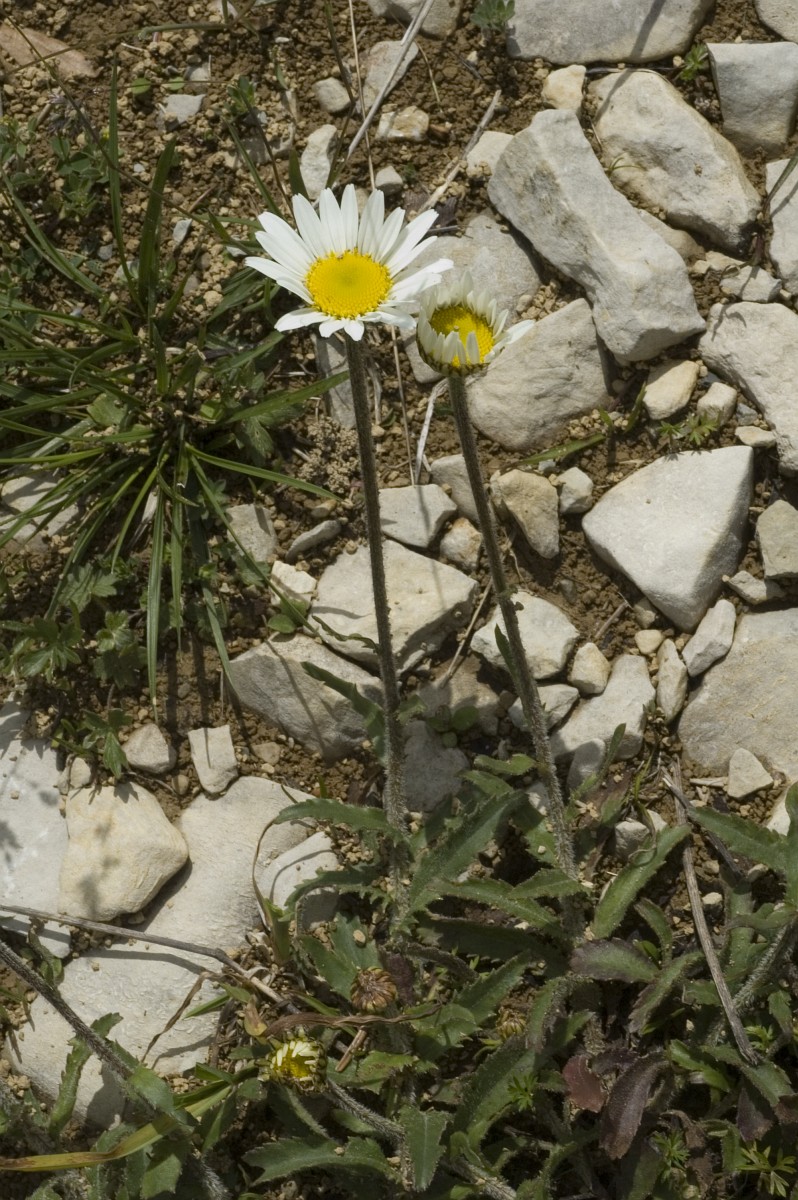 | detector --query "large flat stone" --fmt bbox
[466,299,611,453]
[708,41,798,156]
[590,70,759,253]
[550,654,655,760]
[699,302,798,474]
[506,0,713,64]
[767,159,798,295]
[582,447,753,631]
[679,609,798,779]
[488,110,704,362]
[311,541,478,672]
[755,0,798,41]
[471,592,578,680]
